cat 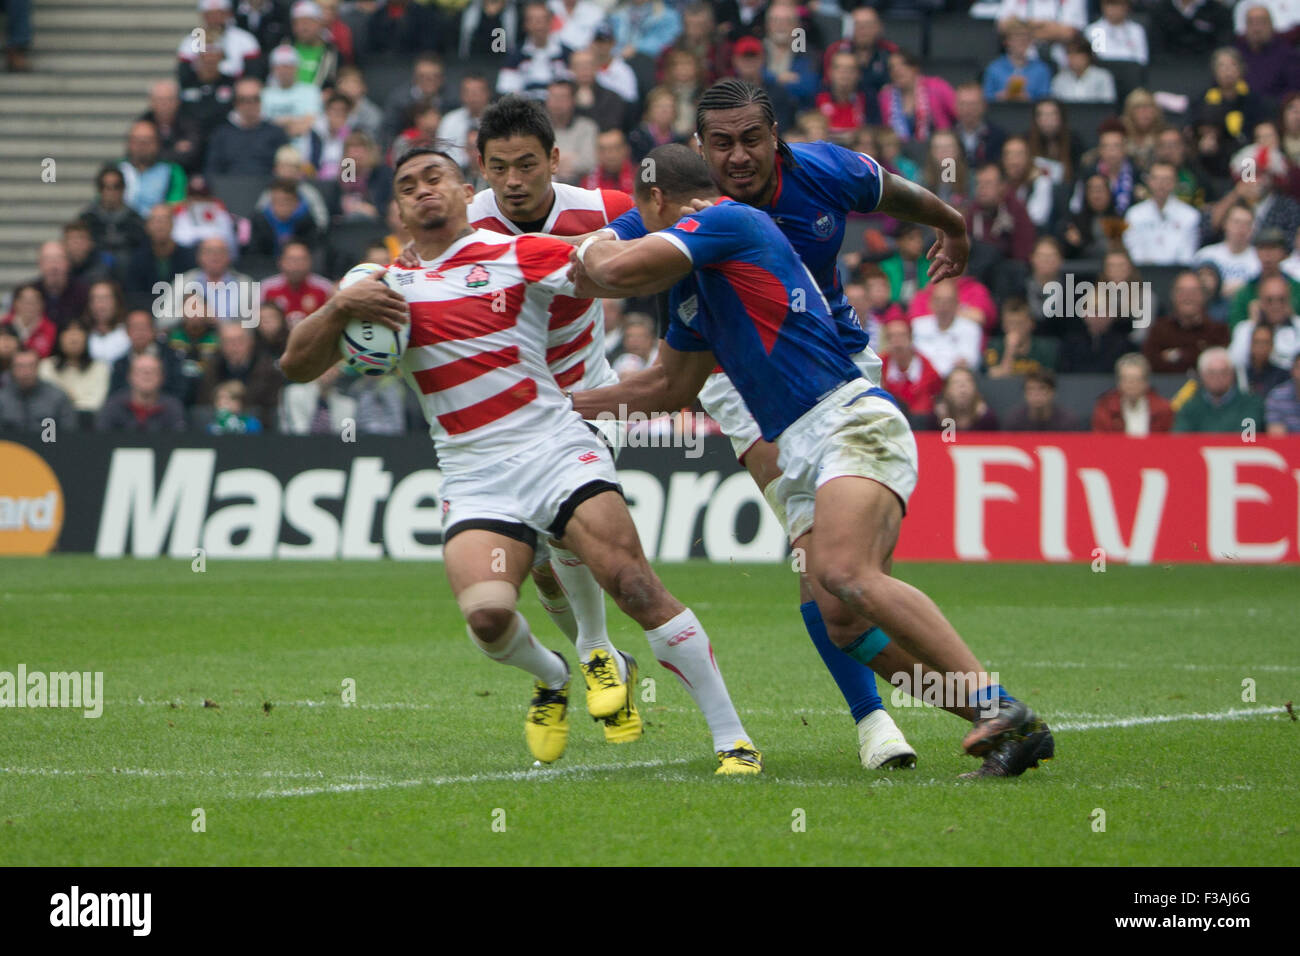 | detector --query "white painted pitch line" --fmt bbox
[1052,705,1287,731]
